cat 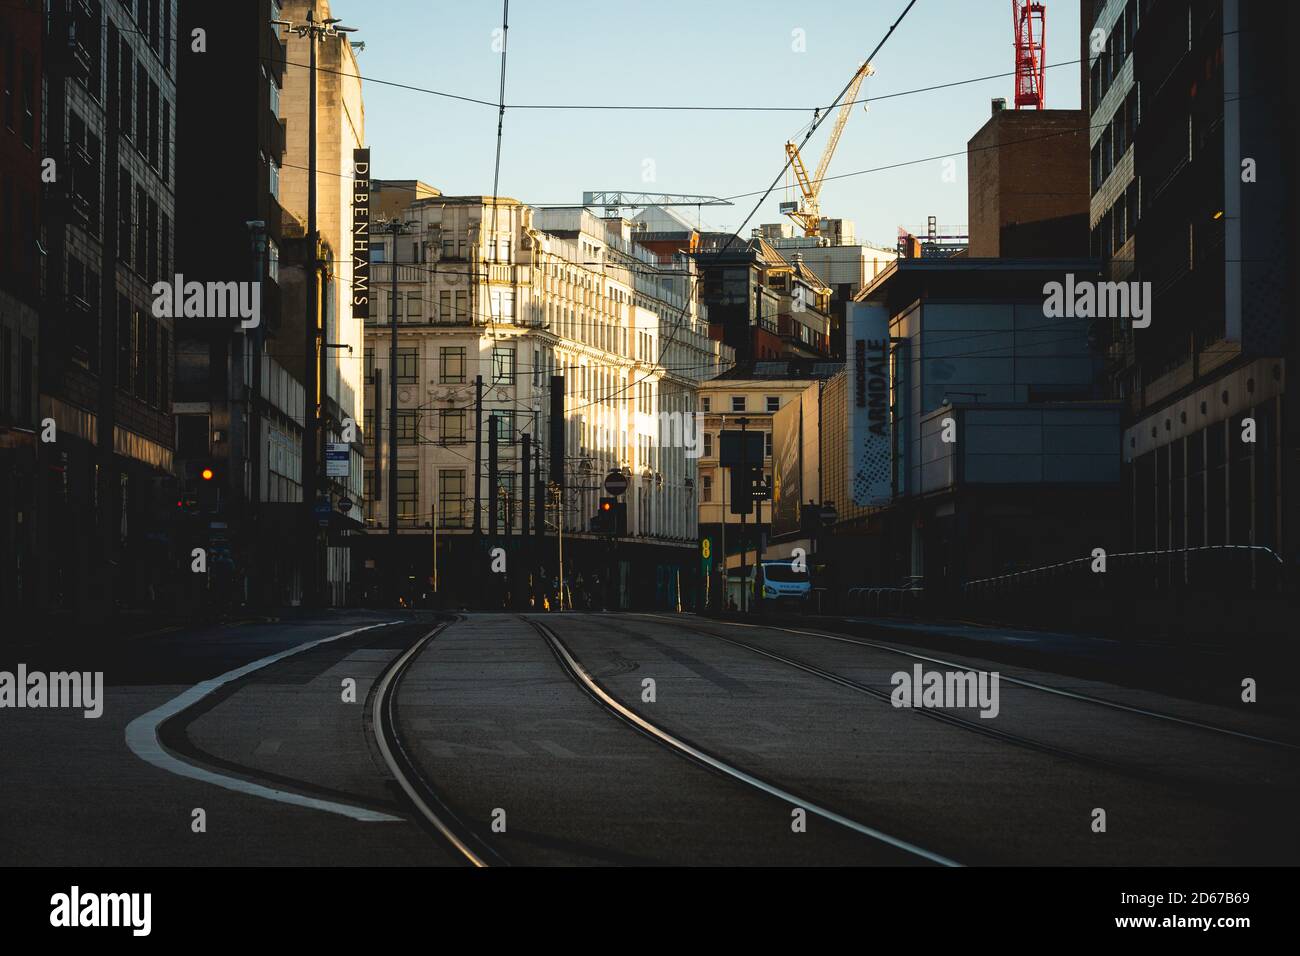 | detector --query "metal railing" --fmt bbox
[845,584,925,615]
[962,545,1287,599]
